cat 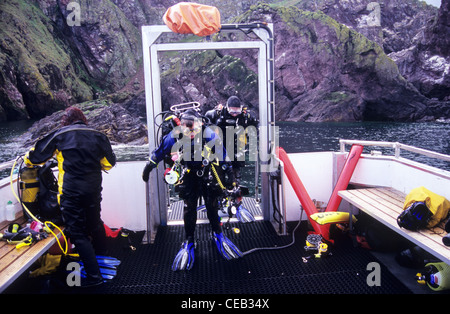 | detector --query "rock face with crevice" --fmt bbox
[237,3,443,122]
[1,0,450,144]
[161,2,449,122]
